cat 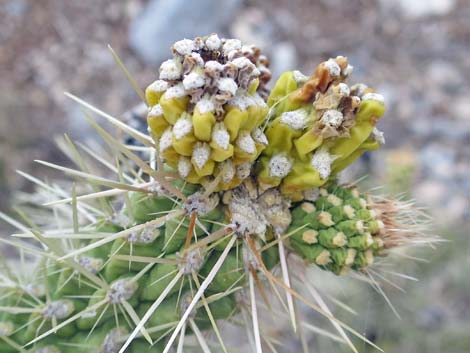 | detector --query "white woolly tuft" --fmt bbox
[107,279,138,304]
[159,128,173,152]
[342,64,354,76]
[362,92,385,104]
[76,256,103,274]
[229,197,267,236]
[372,127,386,144]
[183,72,205,90]
[204,60,224,71]
[232,57,253,69]
[229,94,251,110]
[173,39,195,55]
[147,79,169,93]
[311,148,334,180]
[127,225,160,244]
[236,162,252,179]
[212,123,230,150]
[251,93,267,107]
[222,39,242,55]
[352,83,368,97]
[324,59,341,77]
[205,33,221,50]
[42,301,74,319]
[196,97,215,114]
[293,70,309,83]
[236,131,256,154]
[24,283,46,297]
[192,143,211,169]
[173,116,193,140]
[190,52,204,66]
[252,128,268,145]
[321,109,344,127]
[148,104,163,118]
[269,154,293,178]
[0,322,13,336]
[337,83,350,96]
[280,108,308,130]
[164,83,187,99]
[220,160,235,183]
[159,59,182,80]
[102,328,128,353]
[217,77,238,95]
[177,157,192,178]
